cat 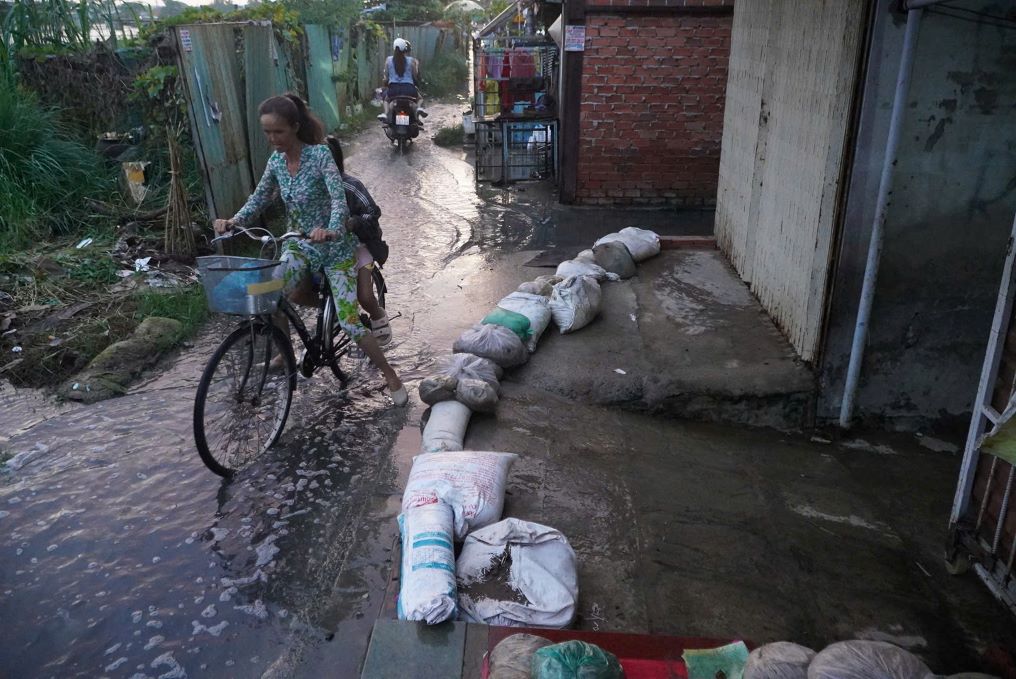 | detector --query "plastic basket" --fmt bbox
[197,255,284,315]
